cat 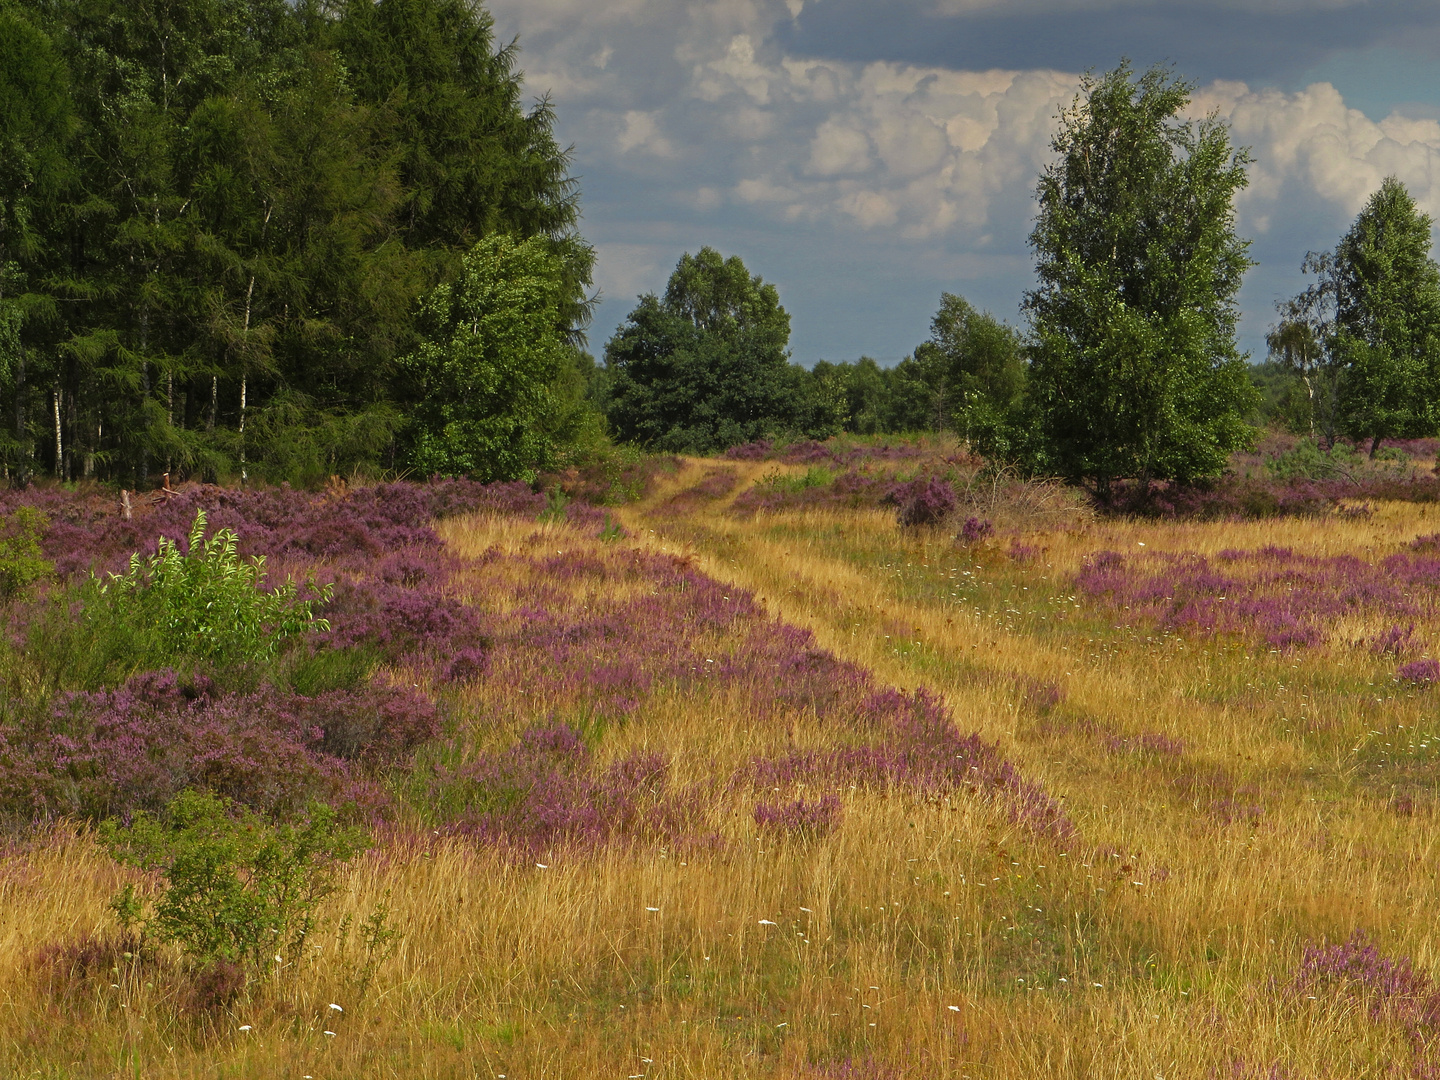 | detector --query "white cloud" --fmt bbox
[1193,80,1440,223]
[487,0,1440,359]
